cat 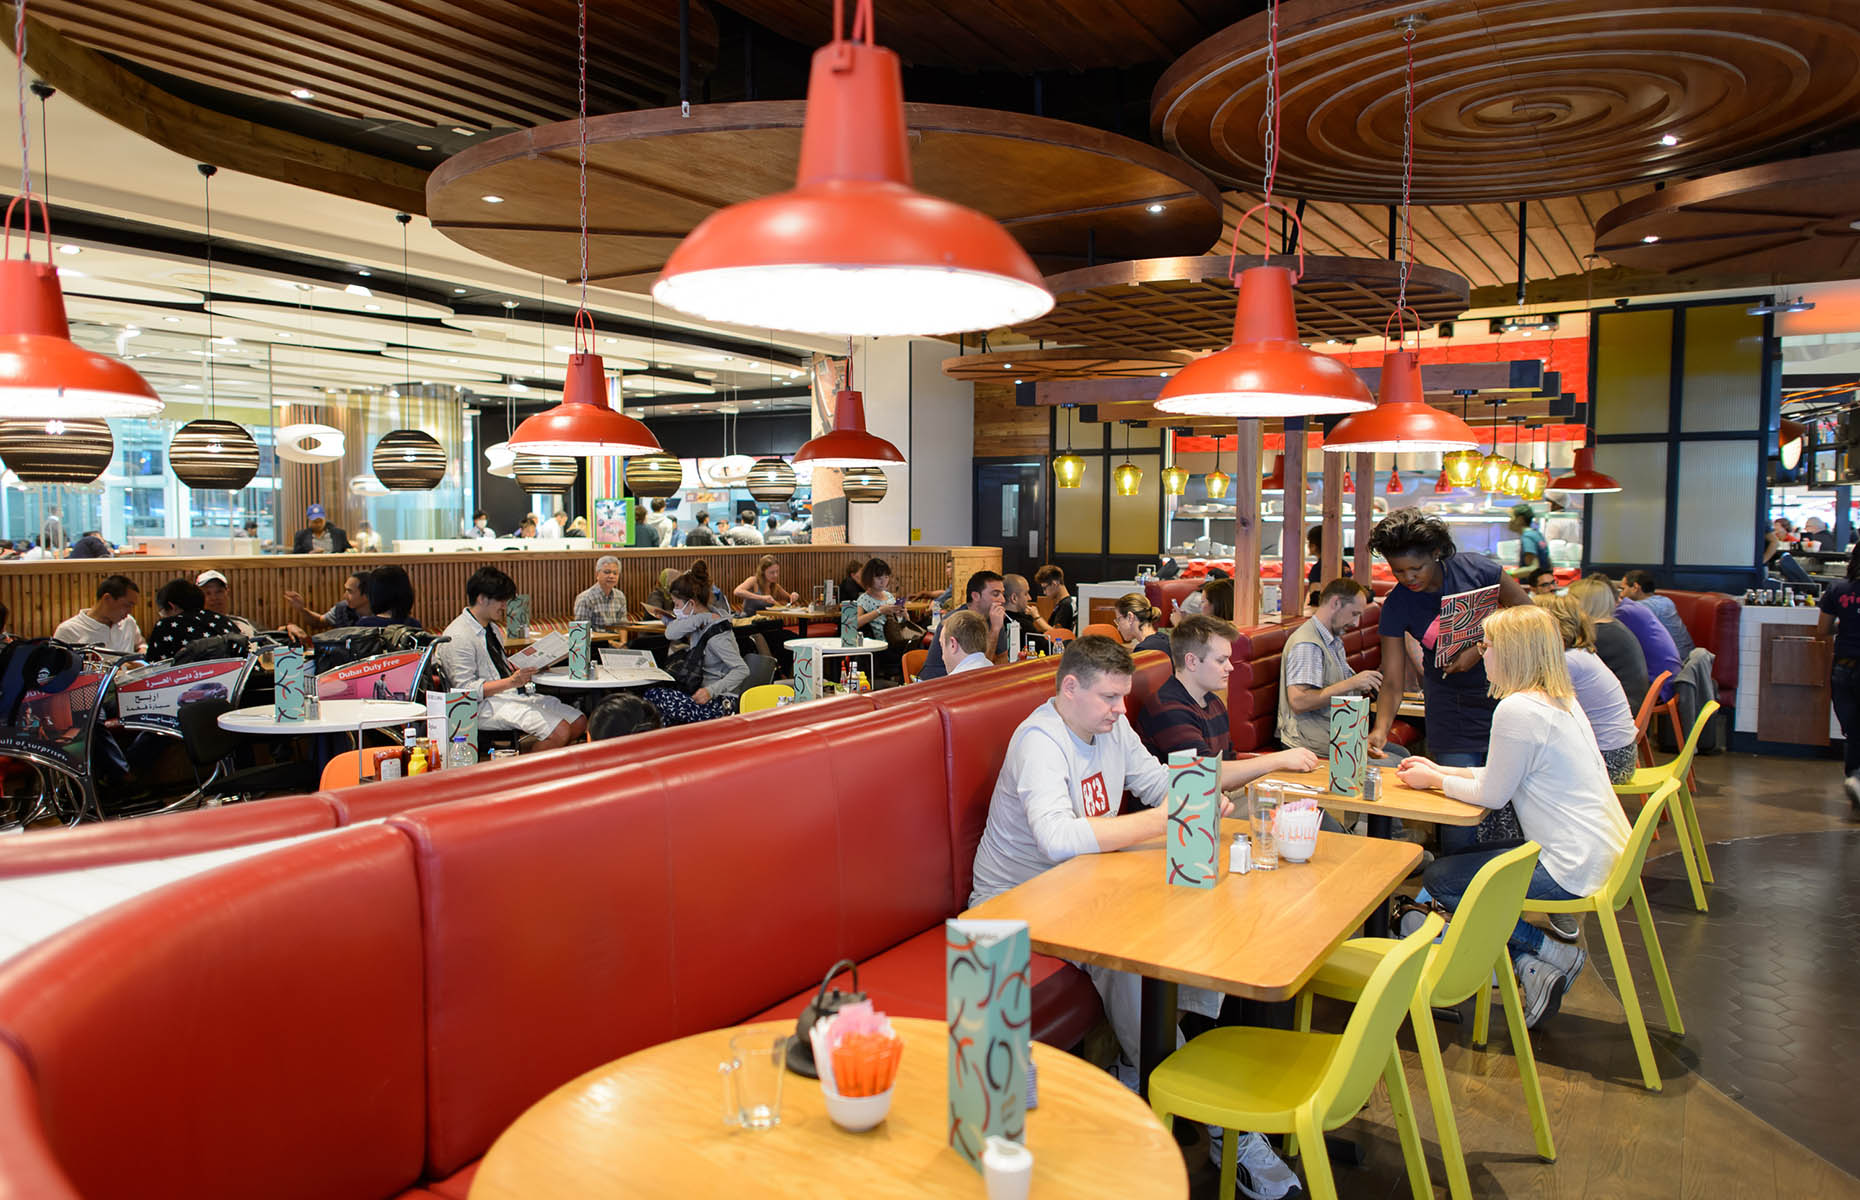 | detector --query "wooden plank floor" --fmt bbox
[1185,750,1860,1198]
